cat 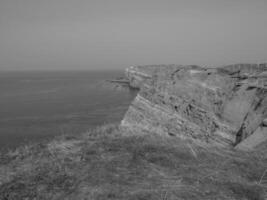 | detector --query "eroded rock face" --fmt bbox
[121,64,267,148]
[125,65,182,88]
